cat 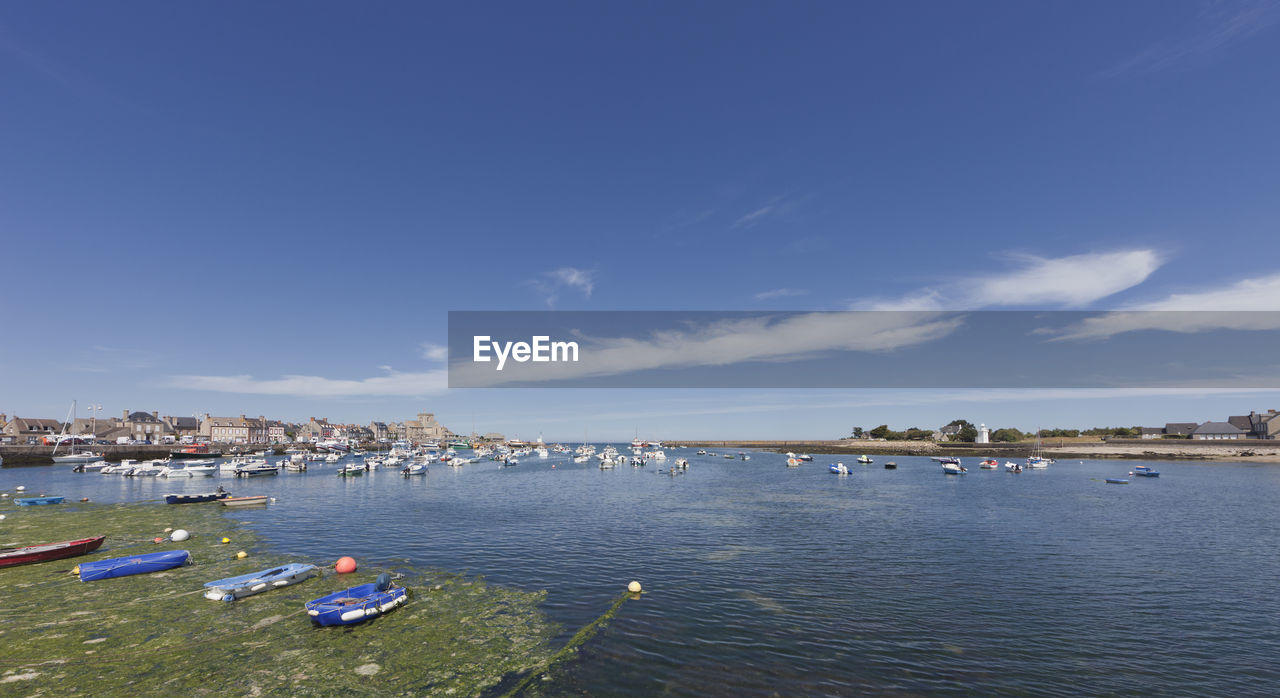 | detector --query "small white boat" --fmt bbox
[159,466,194,478]
[325,453,341,463]
[786,458,802,468]
[52,451,105,464]
[942,463,967,475]
[401,463,428,476]
[856,455,872,464]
